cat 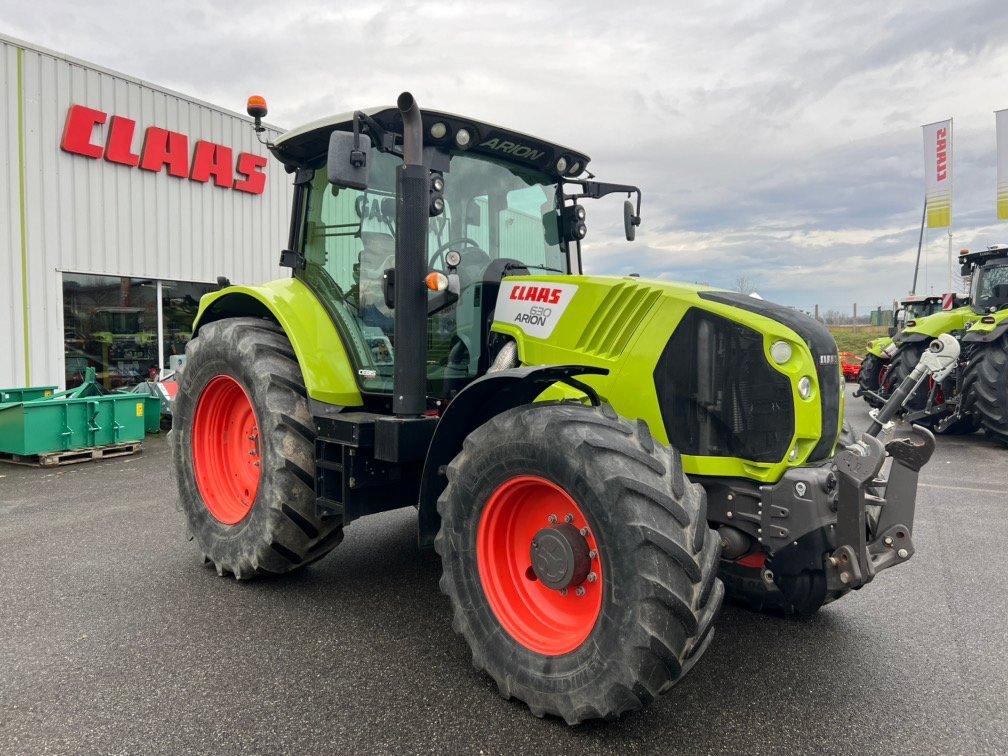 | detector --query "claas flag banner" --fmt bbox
[997,110,1008,219]
[923,119,953,229]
